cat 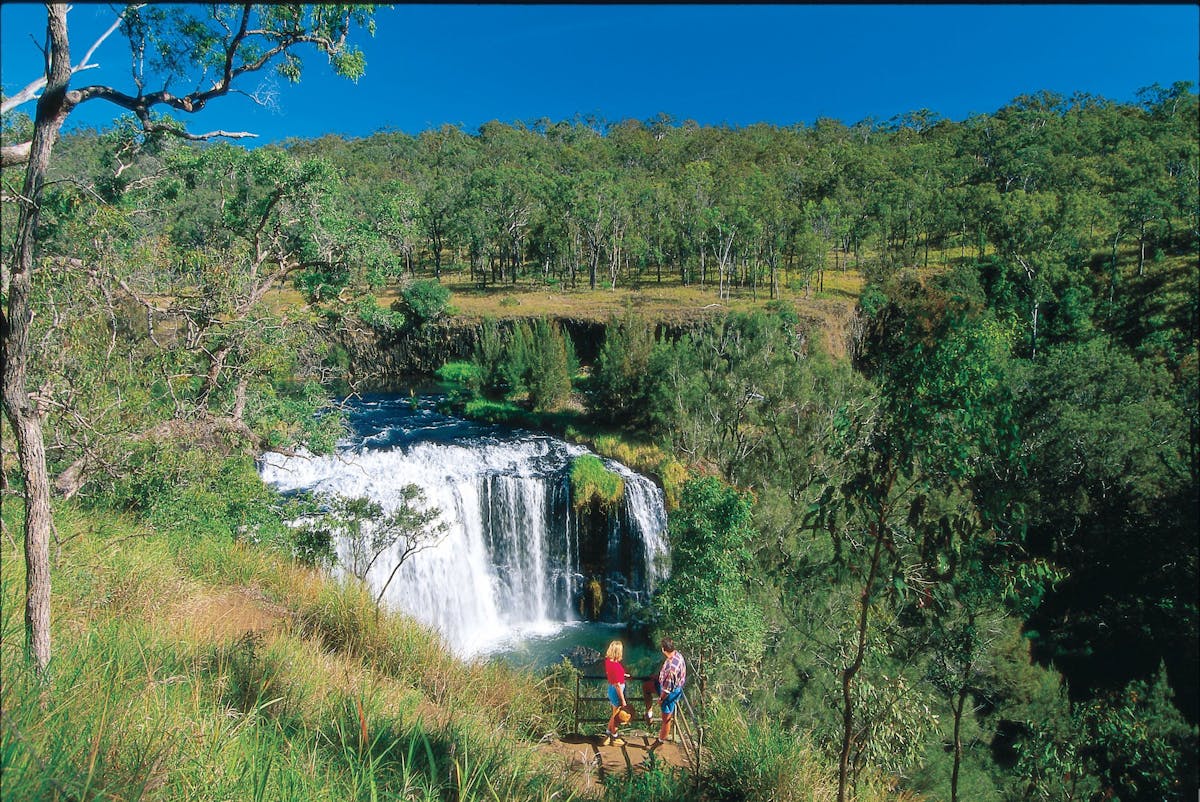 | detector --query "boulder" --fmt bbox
[563,645,603,669]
